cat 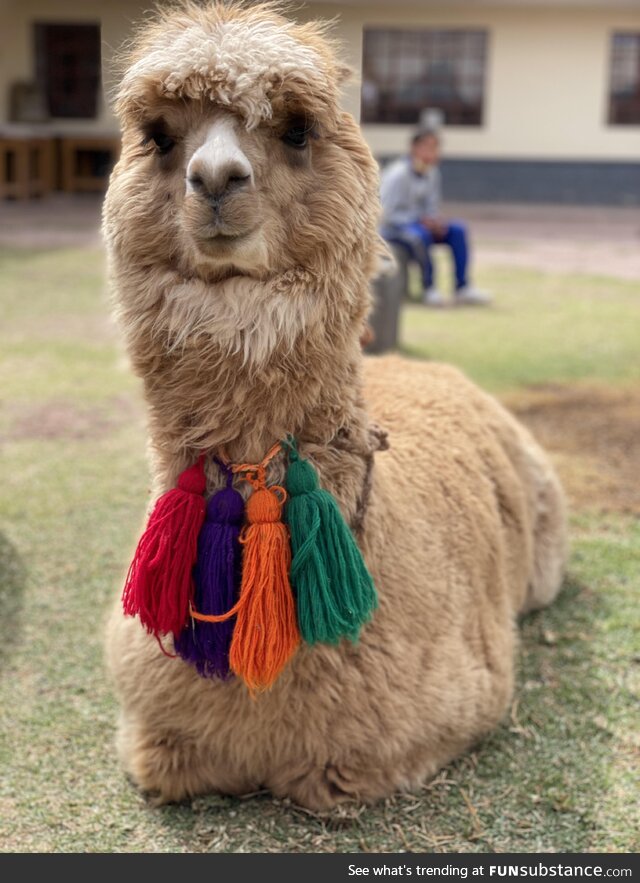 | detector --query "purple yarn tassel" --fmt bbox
[175,460,244,679]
